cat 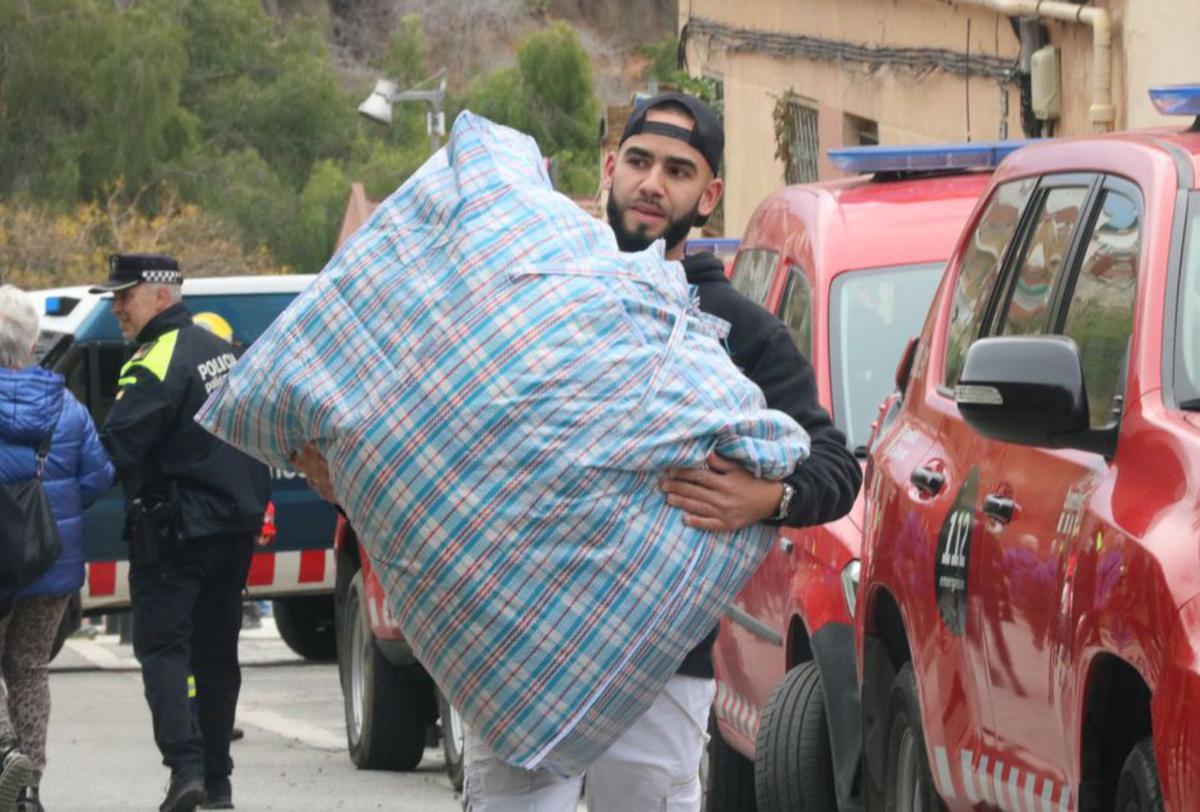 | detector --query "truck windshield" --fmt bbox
[829,262,942,449]
[1176,194,1200,408]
